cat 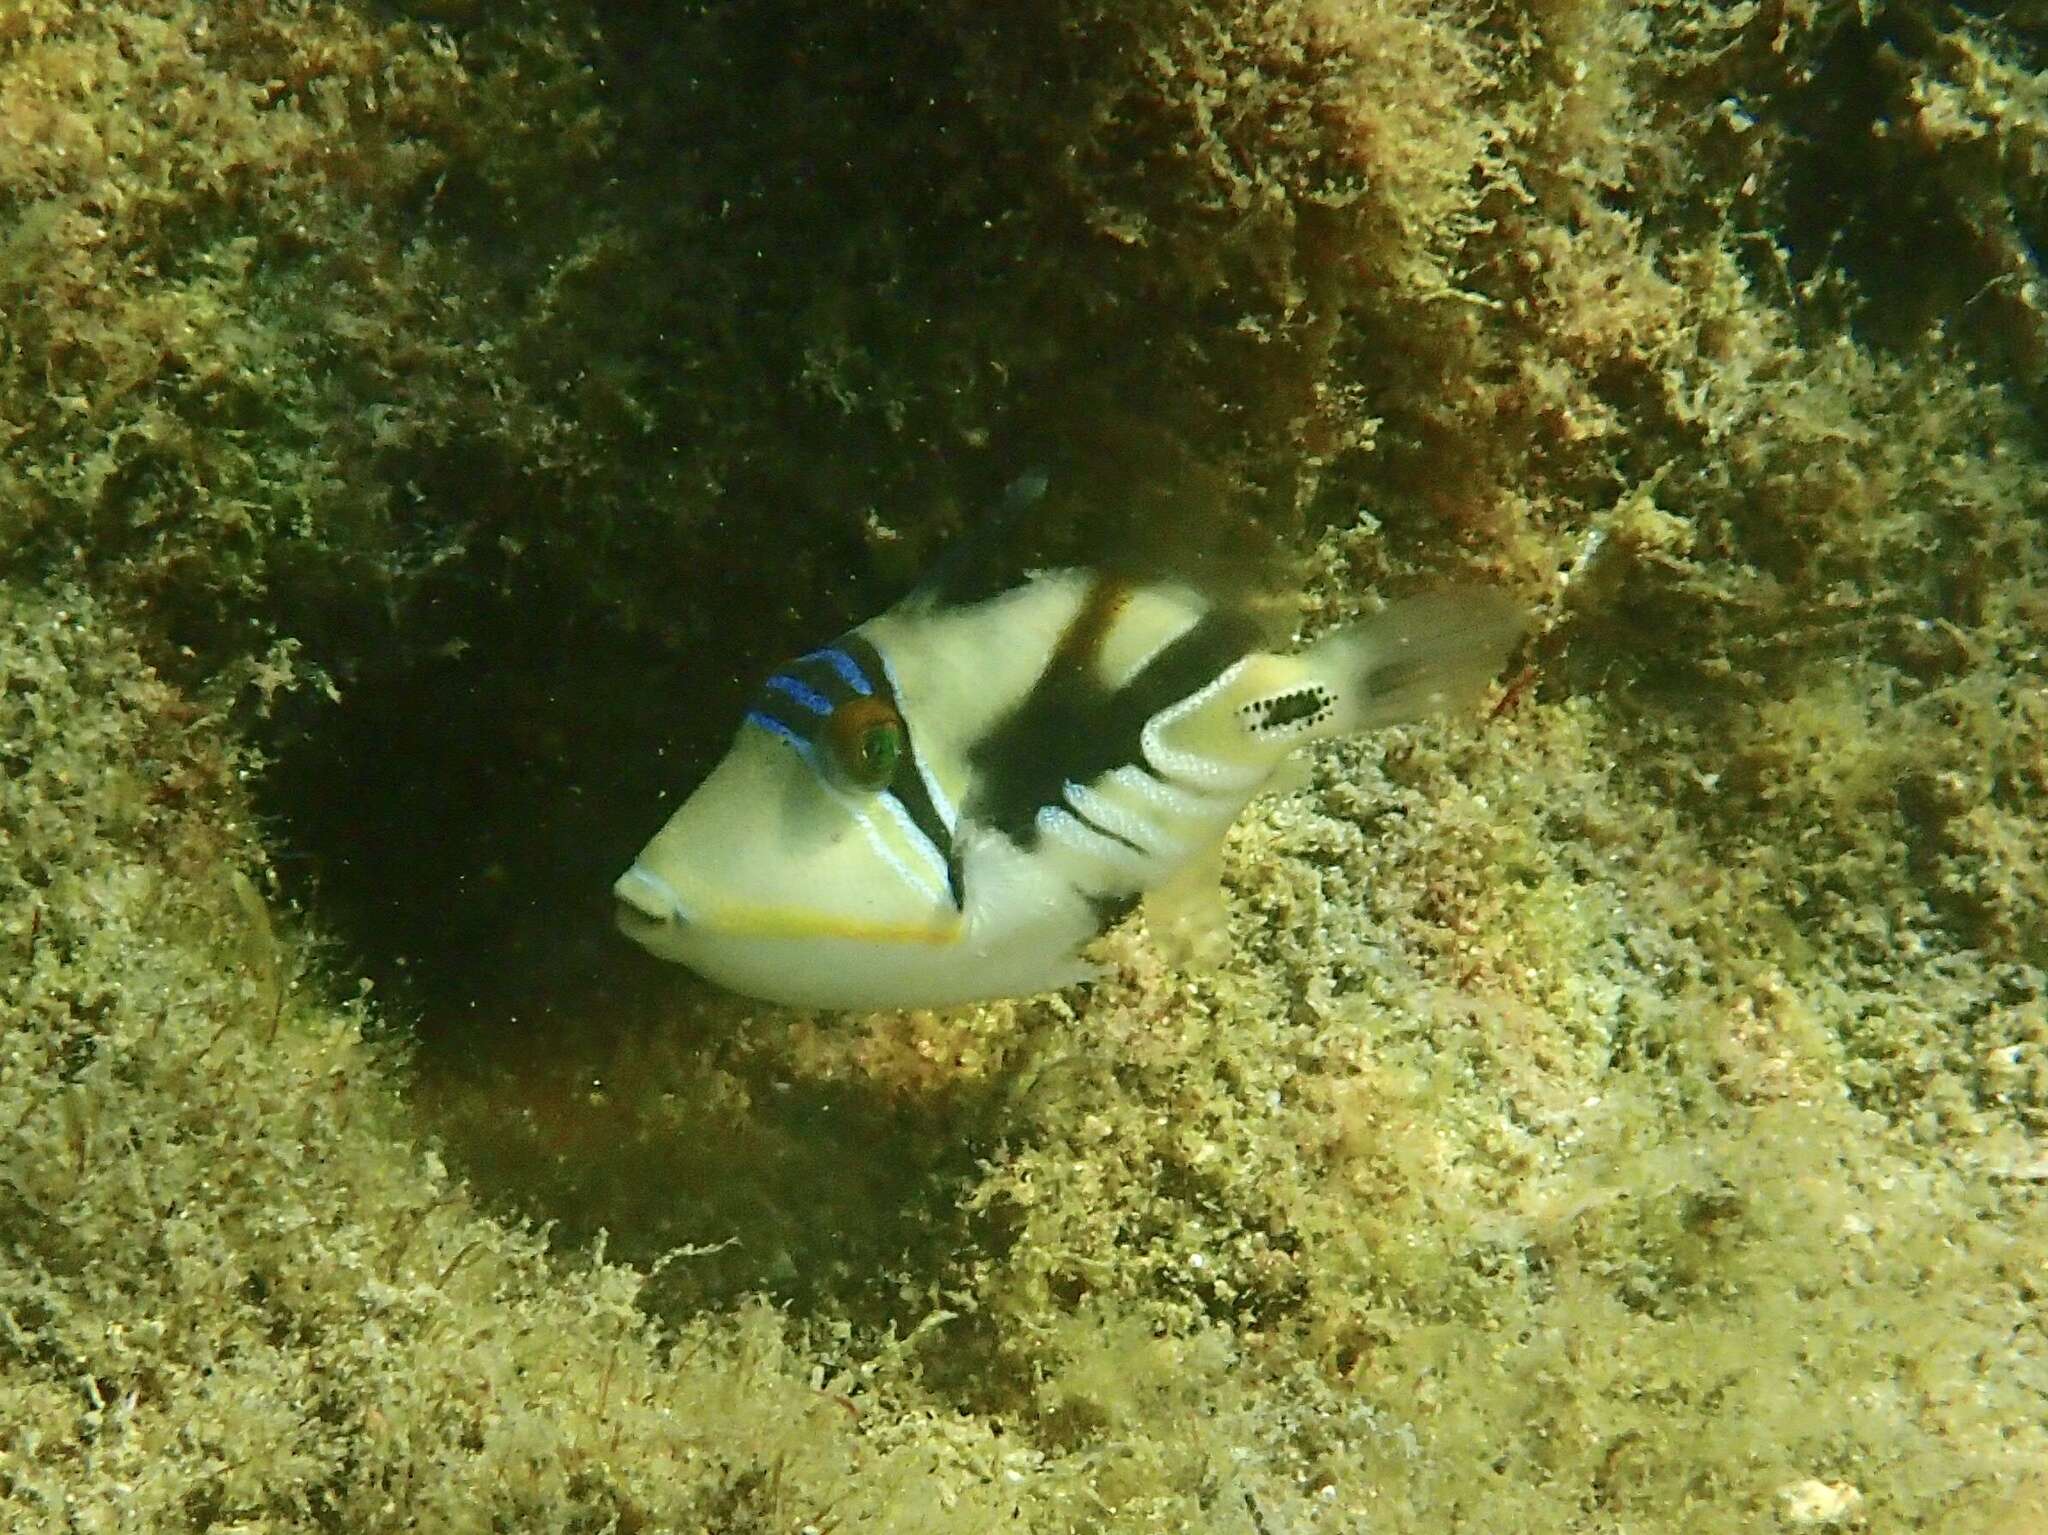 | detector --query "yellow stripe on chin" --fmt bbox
[699,902,965,946]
